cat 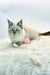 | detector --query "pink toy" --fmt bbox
[24,38,30,44]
